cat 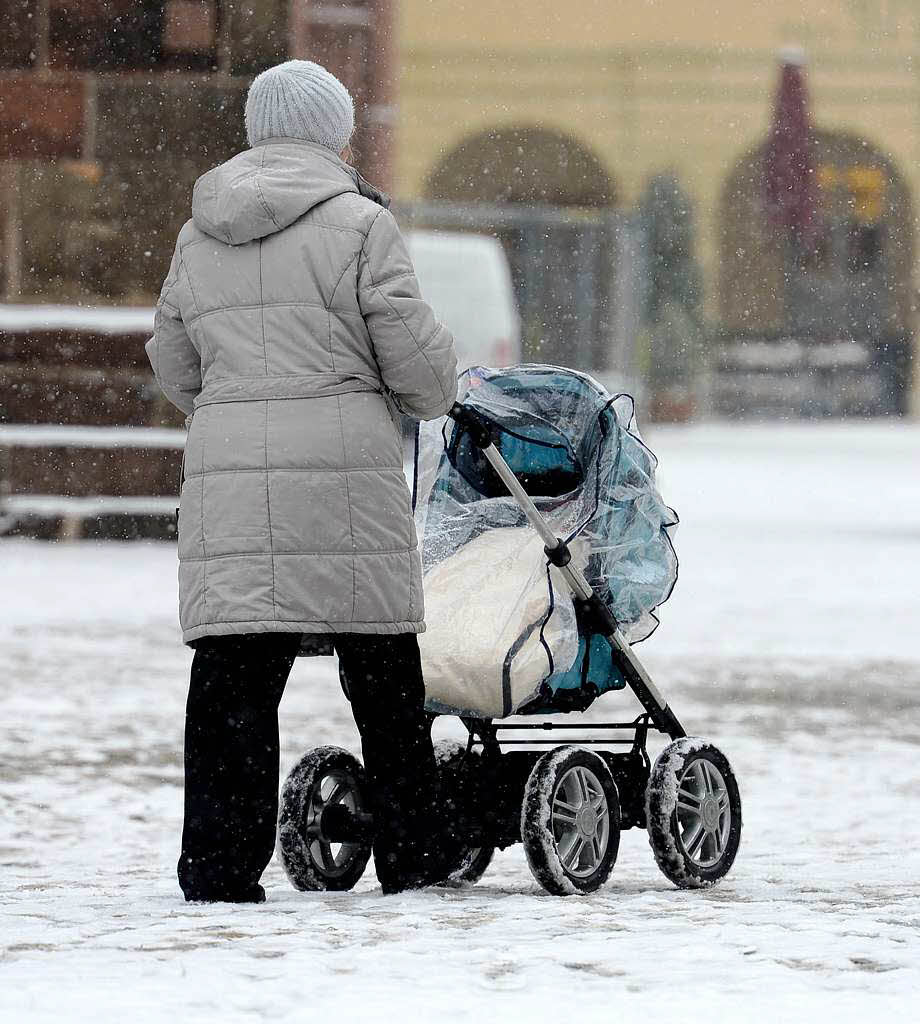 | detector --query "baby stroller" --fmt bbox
[279,366,742,895]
